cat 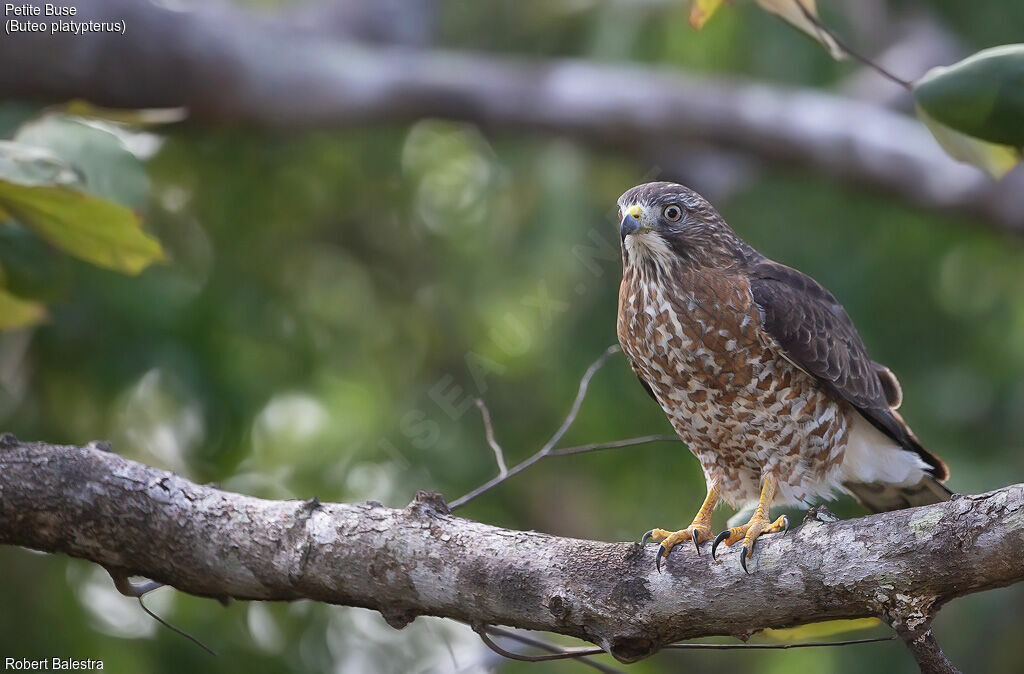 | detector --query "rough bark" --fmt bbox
[2,1,1023,234]
[899,629,961,674]
[0,436,1020,669]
